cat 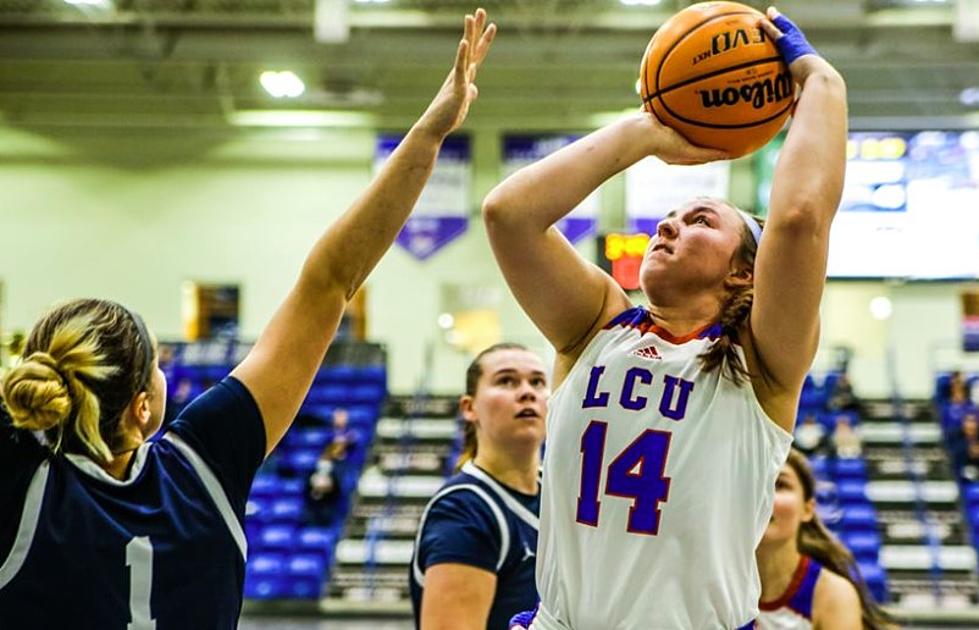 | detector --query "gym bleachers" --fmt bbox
[160,340,387,602]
